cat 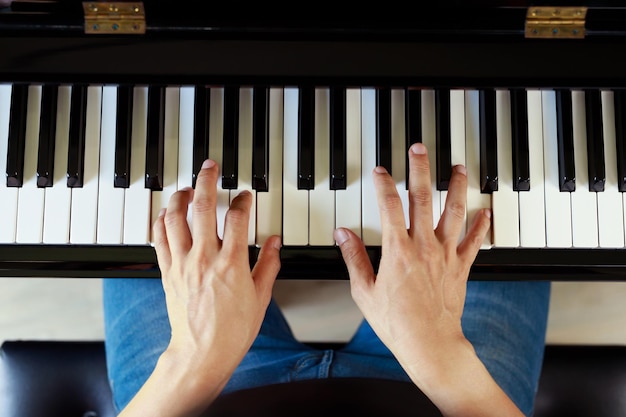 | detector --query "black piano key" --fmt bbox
[510,89,530,191]
[297,86,315,190]
[614,89,626,192]
[585,89,606,192]
[405,88,421,188]
[222,85,239,189]
[36,84,59,188]
[479,89,498,193]
[145,85,166,191]
[435,88,451,190]
[114,85,133,188]
[375,87,392,174]
[67,84,87,188]
[555,89,576,192]
[329,86,347,190]
[6,84,29,187]
[192,86,210,189]
[252,86,269,192]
